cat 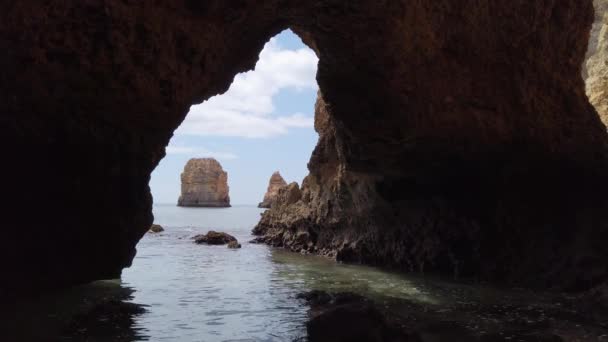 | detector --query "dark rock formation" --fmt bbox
[297,291,597,341]
[193,231,237,245]
[255,73,608,290]
[299,291,411,342]
[178,158,230,207]
[258,171,288,208]
[1,1,608,293]
[148,224,164,233]
[227,241,242,249]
